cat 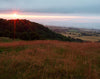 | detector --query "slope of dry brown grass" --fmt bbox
[0,40,100,79]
